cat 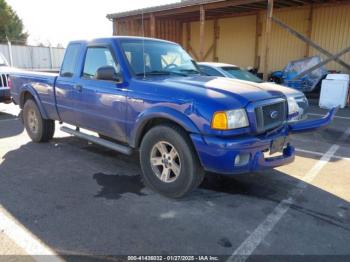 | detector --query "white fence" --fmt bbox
[0,42,65,70]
